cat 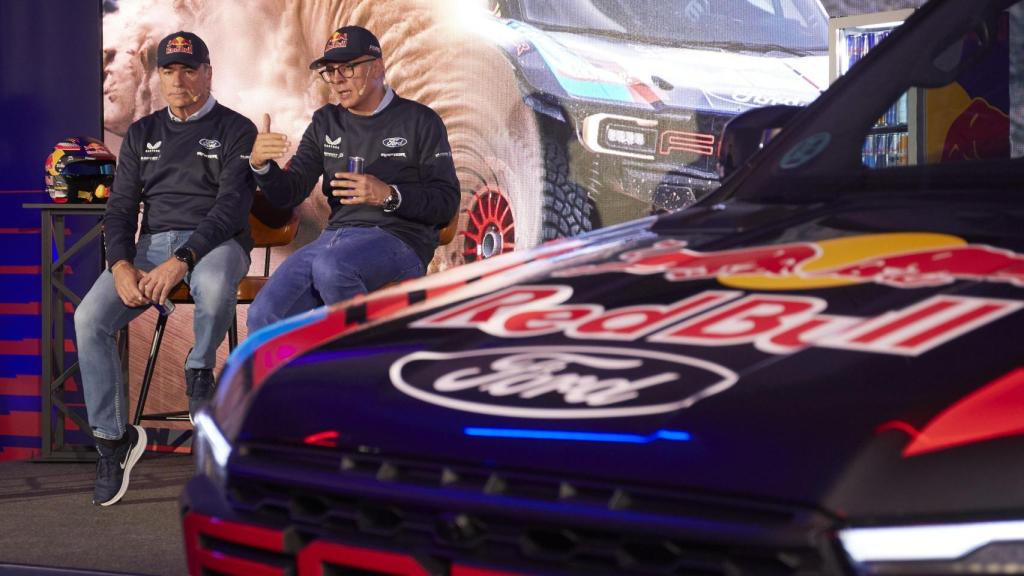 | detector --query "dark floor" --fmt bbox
[0,453,192,576]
